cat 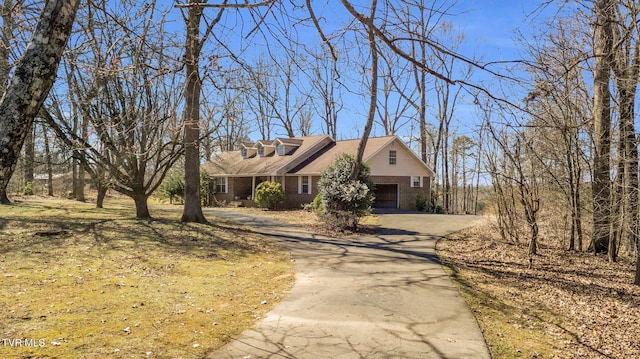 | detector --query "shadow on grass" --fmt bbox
[0,202,275,260]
